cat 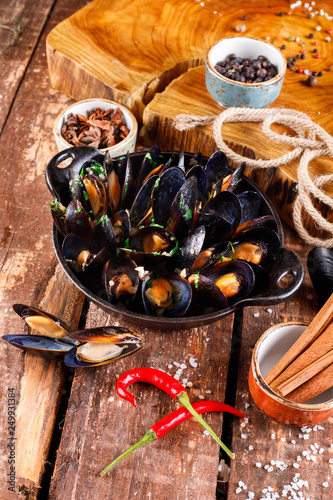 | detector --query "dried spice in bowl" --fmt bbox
[61,107,130,149]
